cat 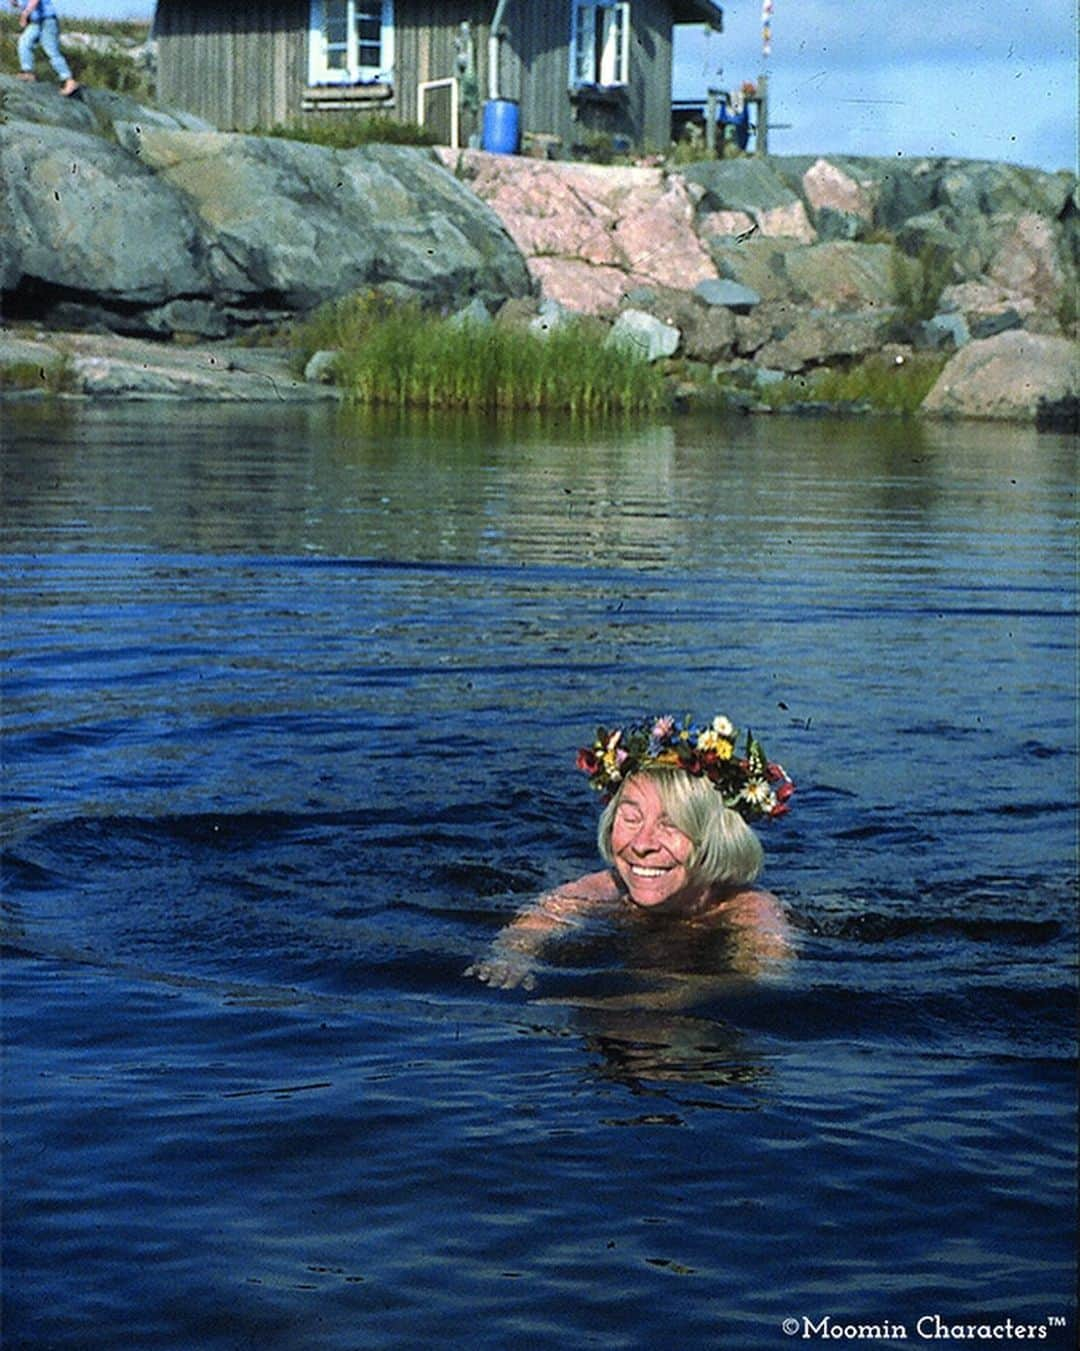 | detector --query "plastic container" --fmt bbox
[481,98,520,154]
